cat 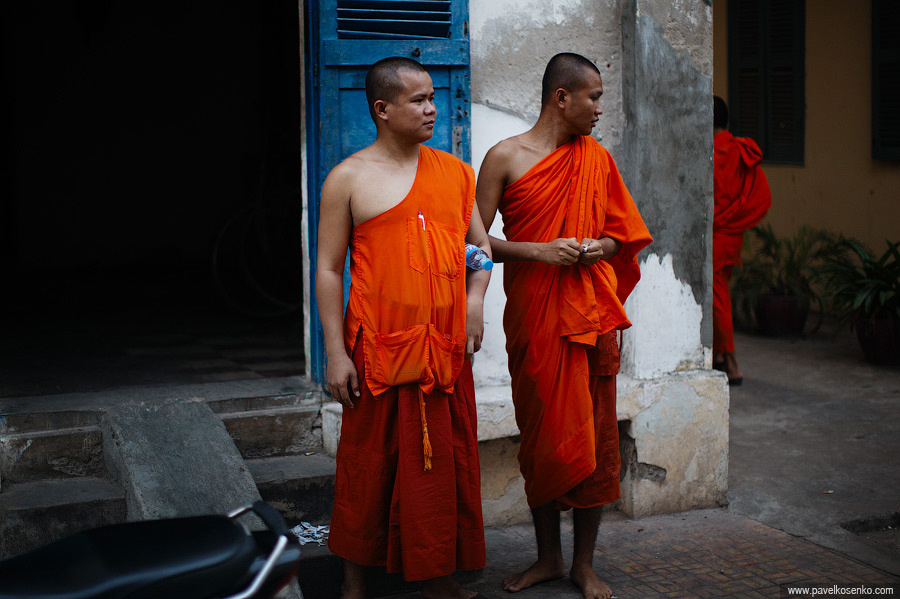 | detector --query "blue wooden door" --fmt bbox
[306,0,472,384]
